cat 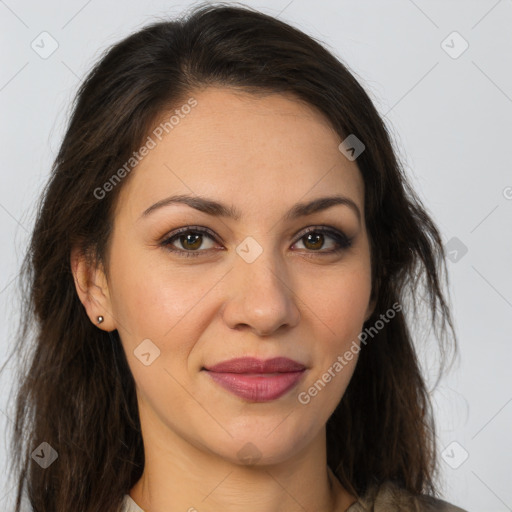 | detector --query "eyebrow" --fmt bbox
[140,194,361,223]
